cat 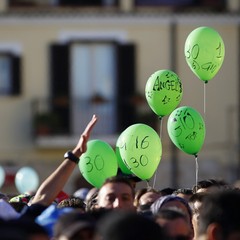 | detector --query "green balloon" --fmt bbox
[79,140,118,188]
[167,106,206,156]
[116,124,162,180]
[184,26,225,82]
[145,69,183,118]
[115,147,132,175]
